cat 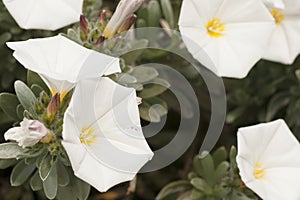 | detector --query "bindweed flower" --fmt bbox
[103,0,144,38]
[178,0,275,78]
[2,0,84,31]
[262,0,300,64]
[263,0,285,9]
[62,77,153,192]
[4,118,49,148]
[118,15,137,34]
[7,35,121,100]
[236,119,300,199]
